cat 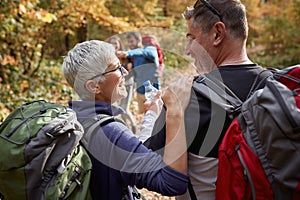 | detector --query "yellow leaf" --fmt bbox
[42,13,56,23]
[1,55,18,66]
[19,4,27,14]
[20,80,29,91]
